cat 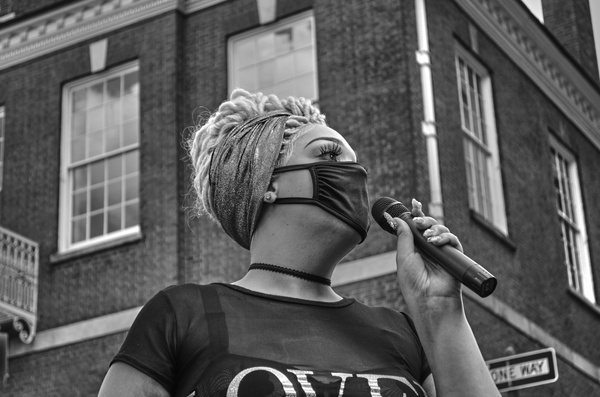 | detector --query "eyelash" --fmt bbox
[318,143,343,161]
